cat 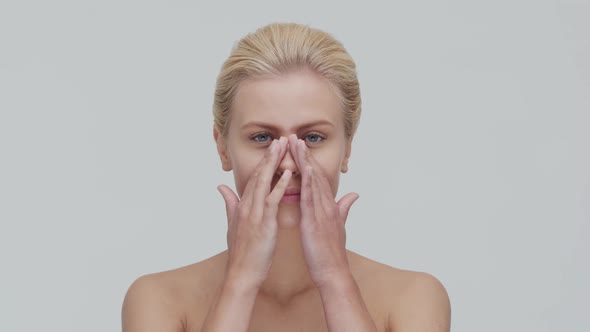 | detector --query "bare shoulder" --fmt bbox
[122,252,229,332]
[347,251,451,332]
